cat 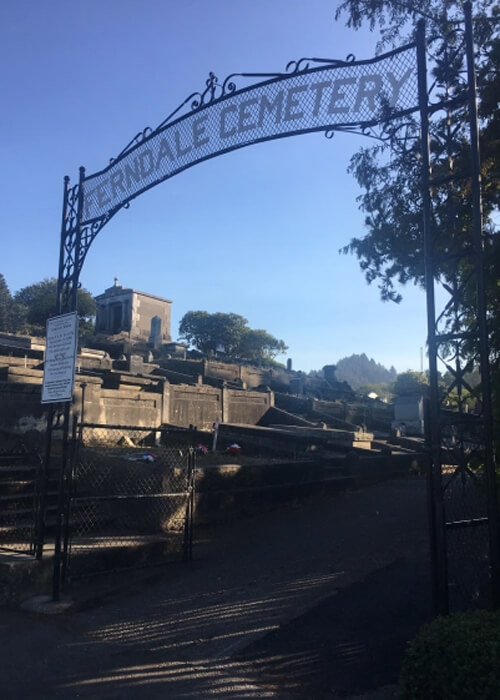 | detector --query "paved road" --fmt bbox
[2,476,431,698]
